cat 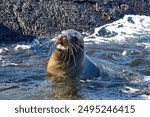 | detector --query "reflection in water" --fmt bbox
[47,75,82,100]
